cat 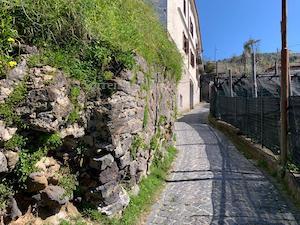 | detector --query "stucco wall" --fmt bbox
[147,0,202,112]
[167,0,201,112]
